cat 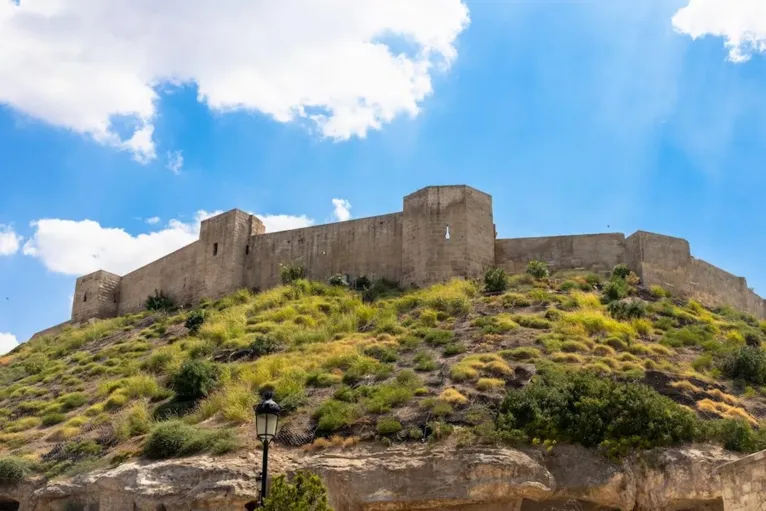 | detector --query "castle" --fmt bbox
[34,185,765,338]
